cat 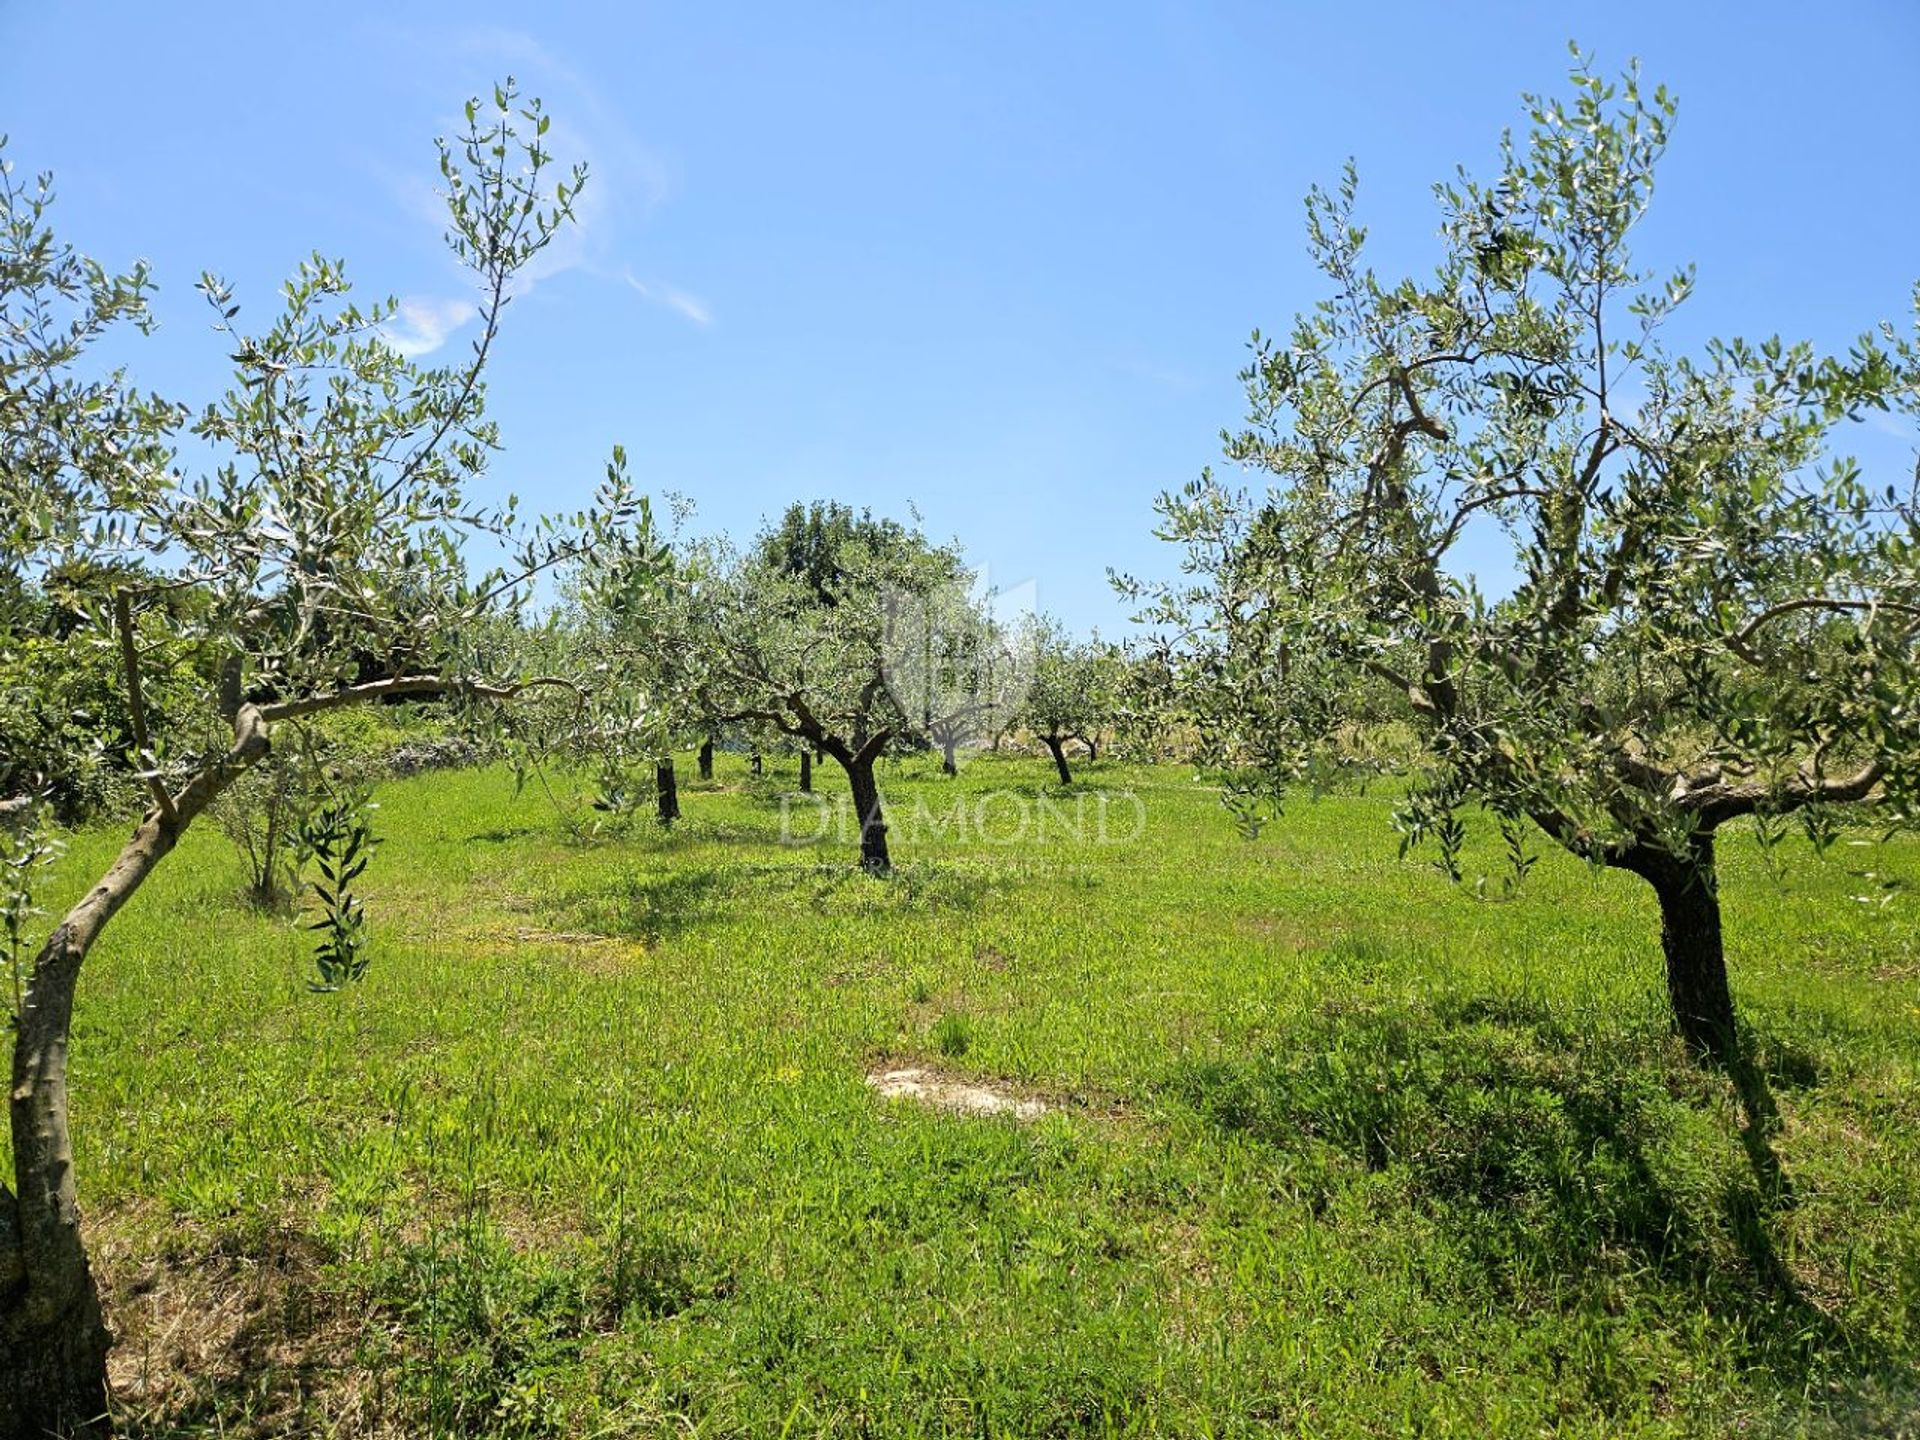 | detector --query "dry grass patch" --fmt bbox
[100,1210,397,1438]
